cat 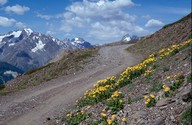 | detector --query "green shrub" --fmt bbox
[187,73,192,83]
[163,66,170,72]
[0,84,5,90]
[180,107,192,125]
